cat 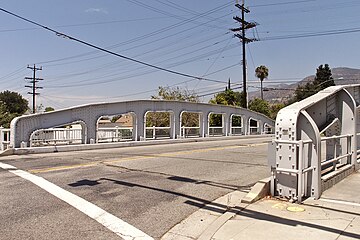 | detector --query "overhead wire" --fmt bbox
[0,7,228,84]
